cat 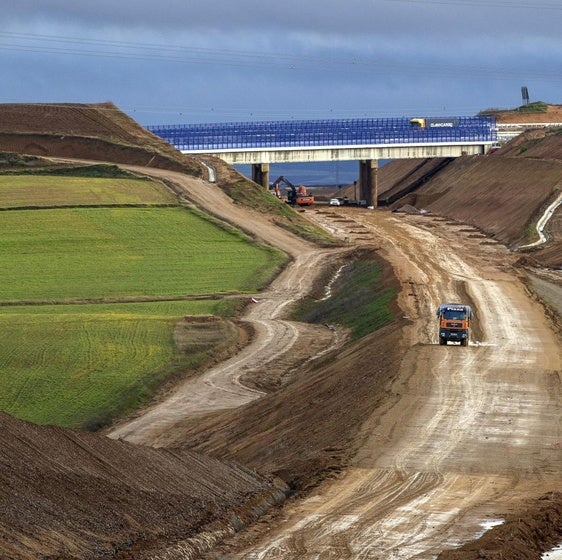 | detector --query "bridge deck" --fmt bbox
[148,116,496,153]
